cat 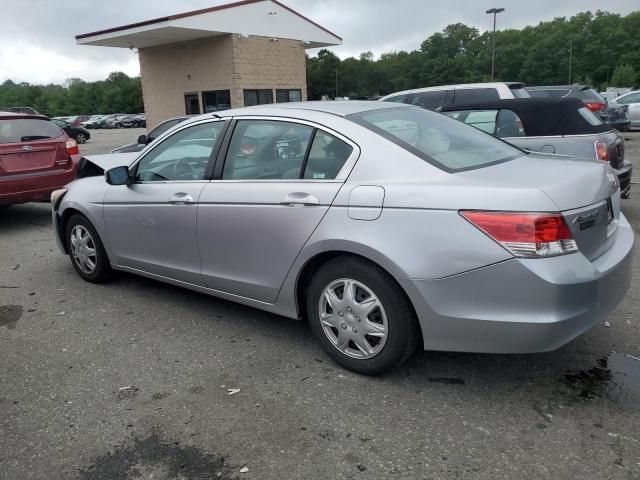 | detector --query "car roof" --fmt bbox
[197,100,409,120]
[0,111,50,120]
[380,82,526,99]
[527,84,592,91]
[440,97,611,136]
